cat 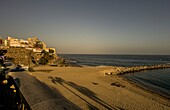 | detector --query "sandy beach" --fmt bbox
[30,66,170,110]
